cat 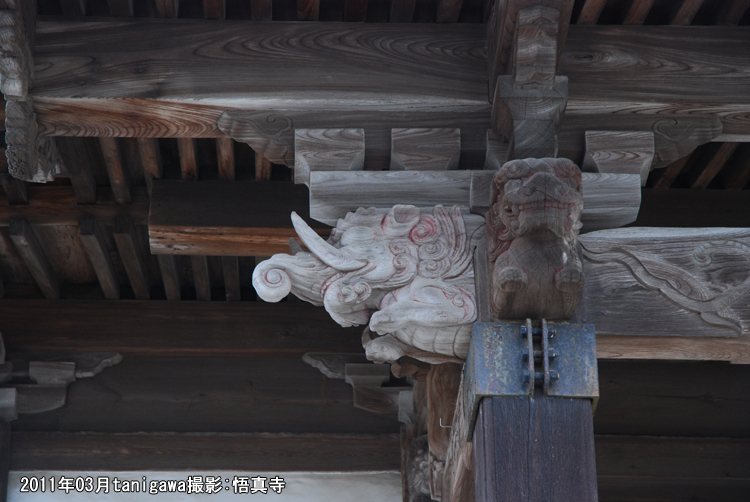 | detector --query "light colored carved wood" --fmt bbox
[488,158,584,320]
[513,6,559,90]
[583,130,655,186]
[98,138,131,205]
[5,100,64,183]
[219,112,295,166]
[78,215,120,300]
[0,0,34,101]
[294,128,365,185]
[8,218,60,299]
[390,128,460,171]
[254,205,477,364]
[302,353,369,379]
[580,228,750,338]
[113,215,150,300]
[488,0,574,100]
